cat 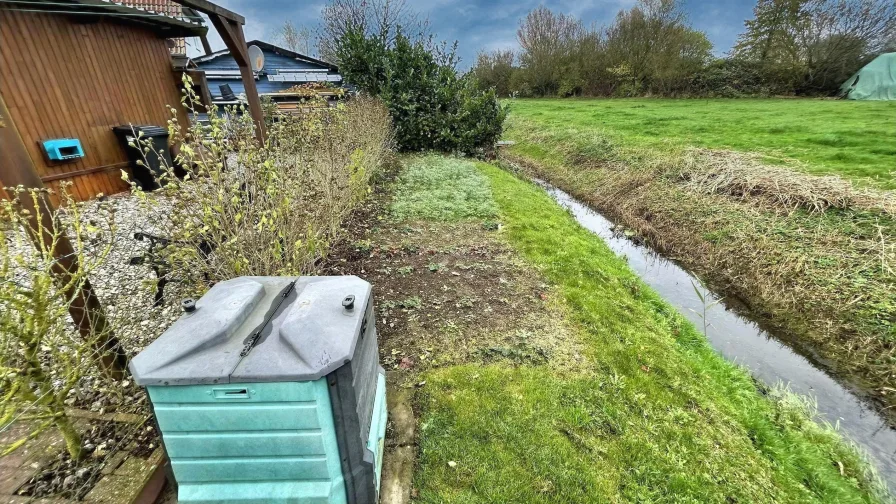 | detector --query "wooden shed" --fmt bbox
[0,0,207,201]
